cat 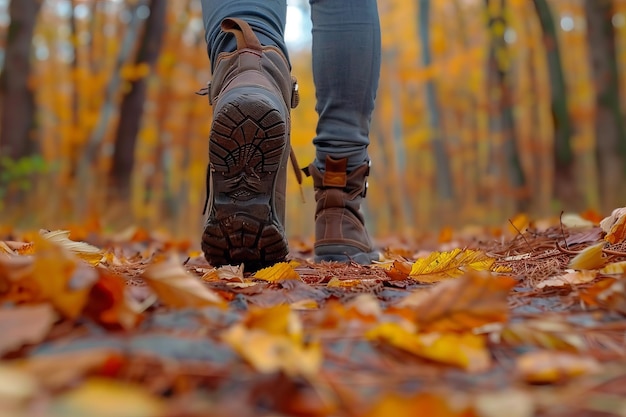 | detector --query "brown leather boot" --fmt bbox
[304,156,379,264]
[201,18,299,270]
